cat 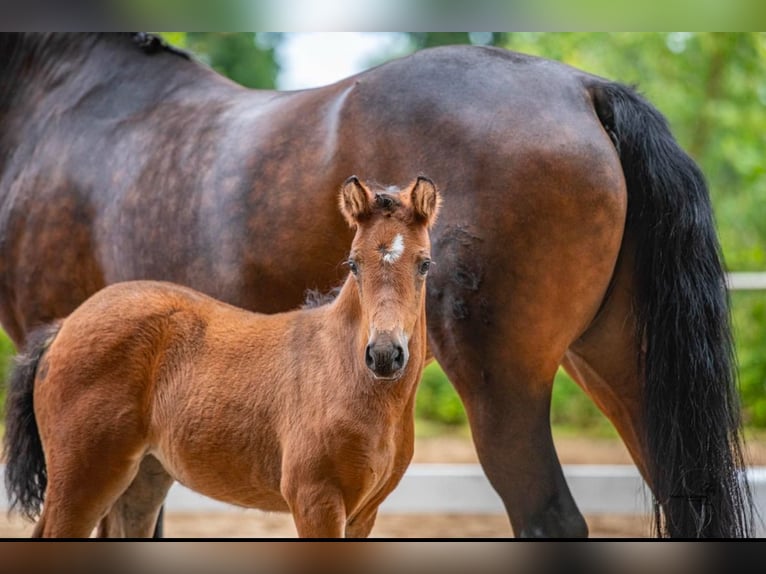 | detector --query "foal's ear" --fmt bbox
[339,176,373,227]
[409,176,441,227]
